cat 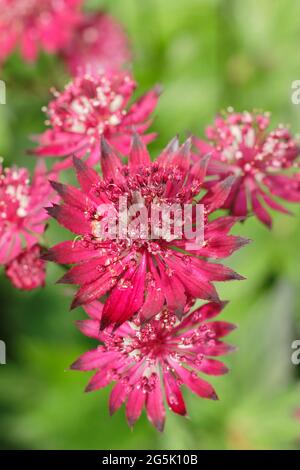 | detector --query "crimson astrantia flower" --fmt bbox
[5,244,46,290]
[194,110,300,227]
[44,136,248,329]
[61,12,131,76]
[34,72,159,169]
[0,0,83,64]
[0,161,53,265]
[72,300,235,431]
